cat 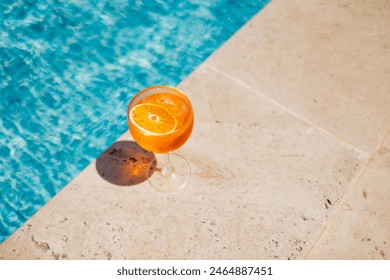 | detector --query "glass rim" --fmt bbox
[127,85,194,137]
